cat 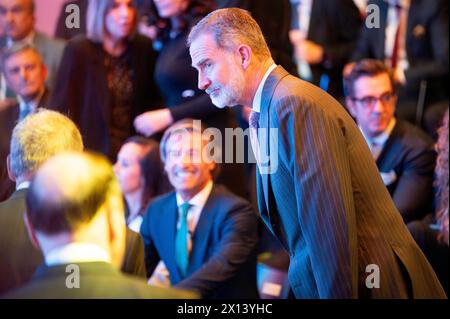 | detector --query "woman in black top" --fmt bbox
[135,0,246,197]
[50,0,161,161]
